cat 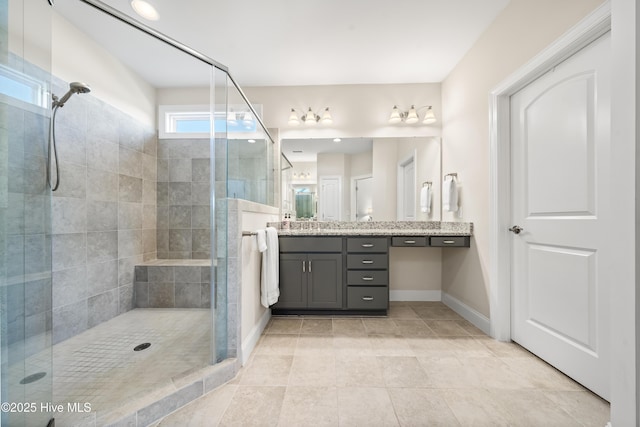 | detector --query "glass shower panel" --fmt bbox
[1,0,54,426]
[226,82,275,207]
[212,66,228,363]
